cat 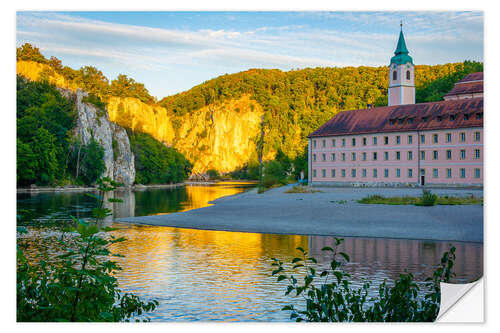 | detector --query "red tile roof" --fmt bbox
[457,72,483,83]
[444,72,483,98]
[308,97,483,138]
